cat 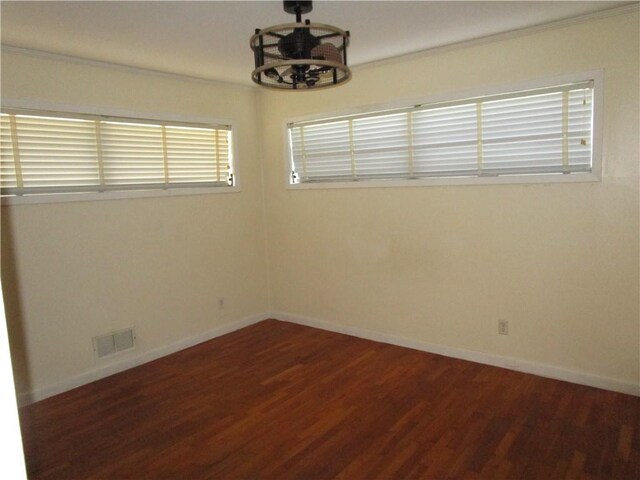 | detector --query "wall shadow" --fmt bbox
[1,205,32,405]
